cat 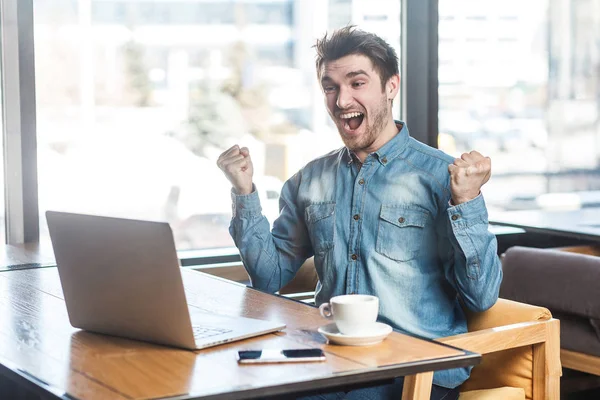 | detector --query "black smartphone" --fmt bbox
[237,348,326,364]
